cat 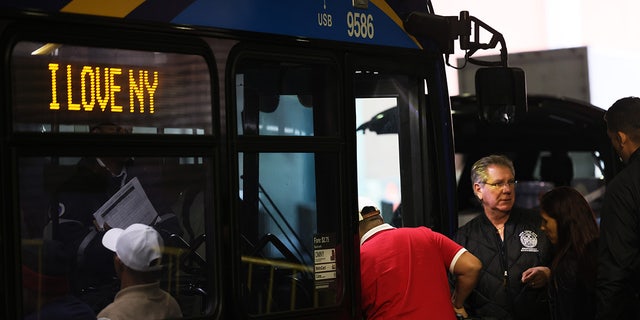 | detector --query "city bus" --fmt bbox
[0,1,509,318]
